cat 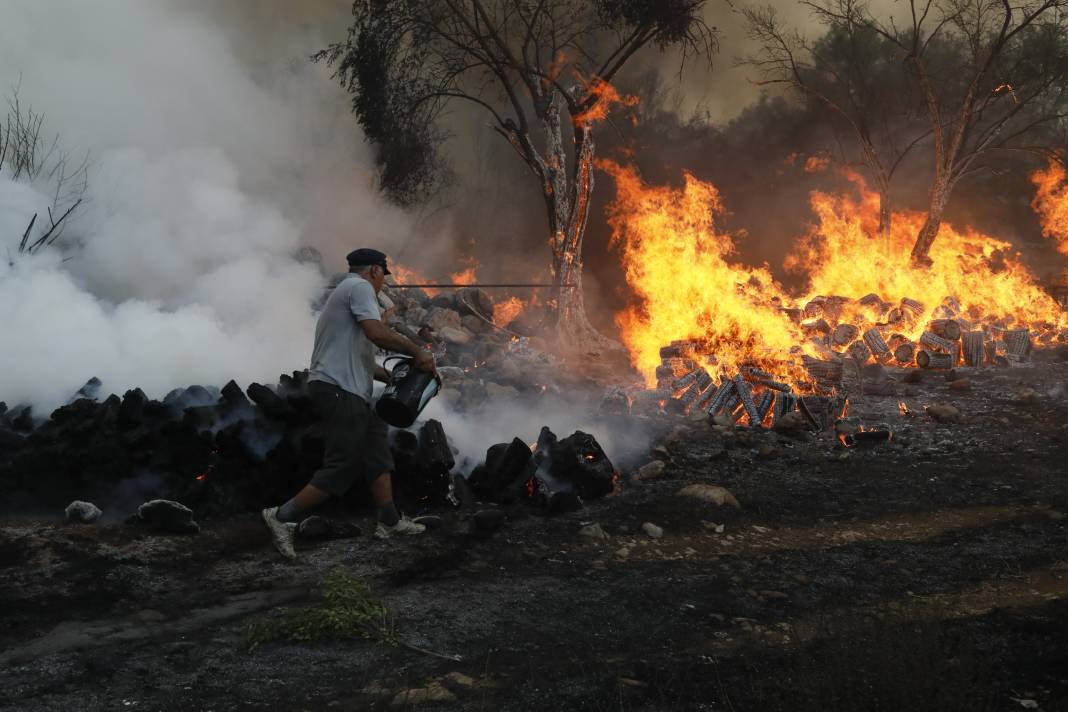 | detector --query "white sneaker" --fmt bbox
[374,515,427,539]
[262,506,298,559]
